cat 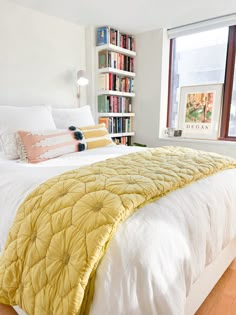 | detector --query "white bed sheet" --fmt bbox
[0,146,236,315]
